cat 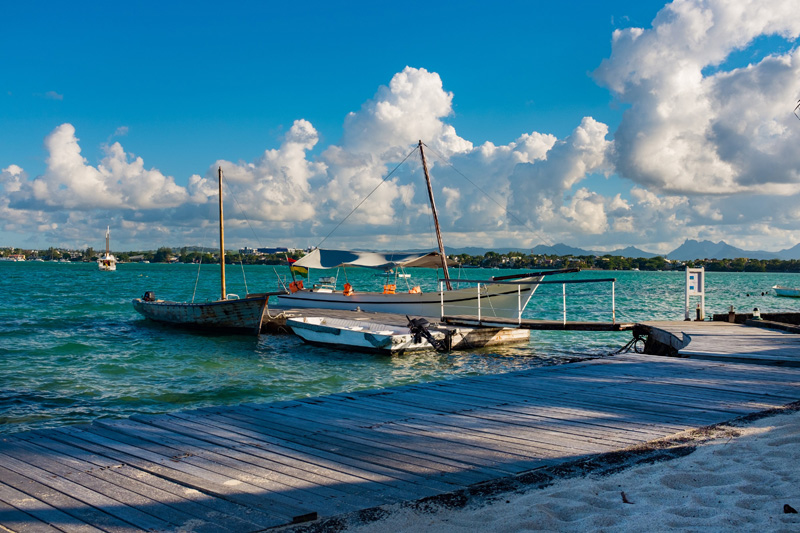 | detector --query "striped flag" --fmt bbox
[290,264,308,278]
